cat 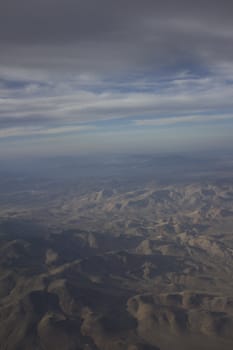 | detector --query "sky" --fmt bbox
[1,0,233,158]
